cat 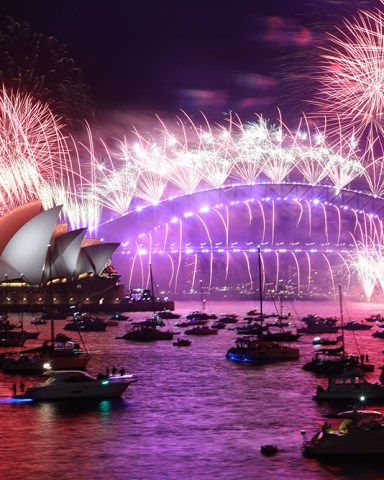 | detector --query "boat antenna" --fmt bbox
[338,284,345,355]
[258,247,263,337]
